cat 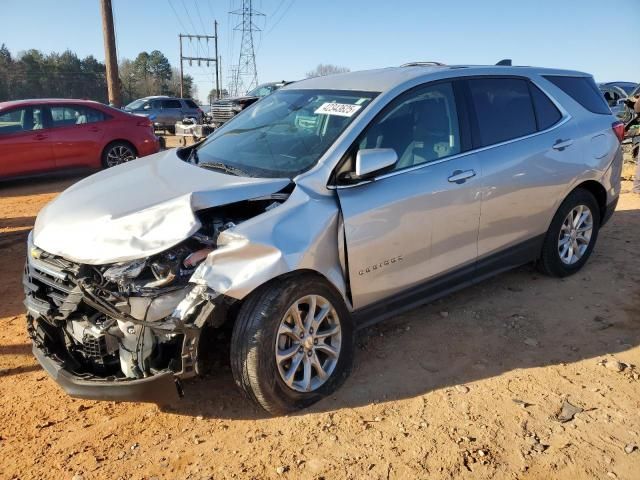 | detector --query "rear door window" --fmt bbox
[468,78,537,147]
[544,75,610,114]
[529,83,562,131]
[50,105,106,127]
[161,99,182,109]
